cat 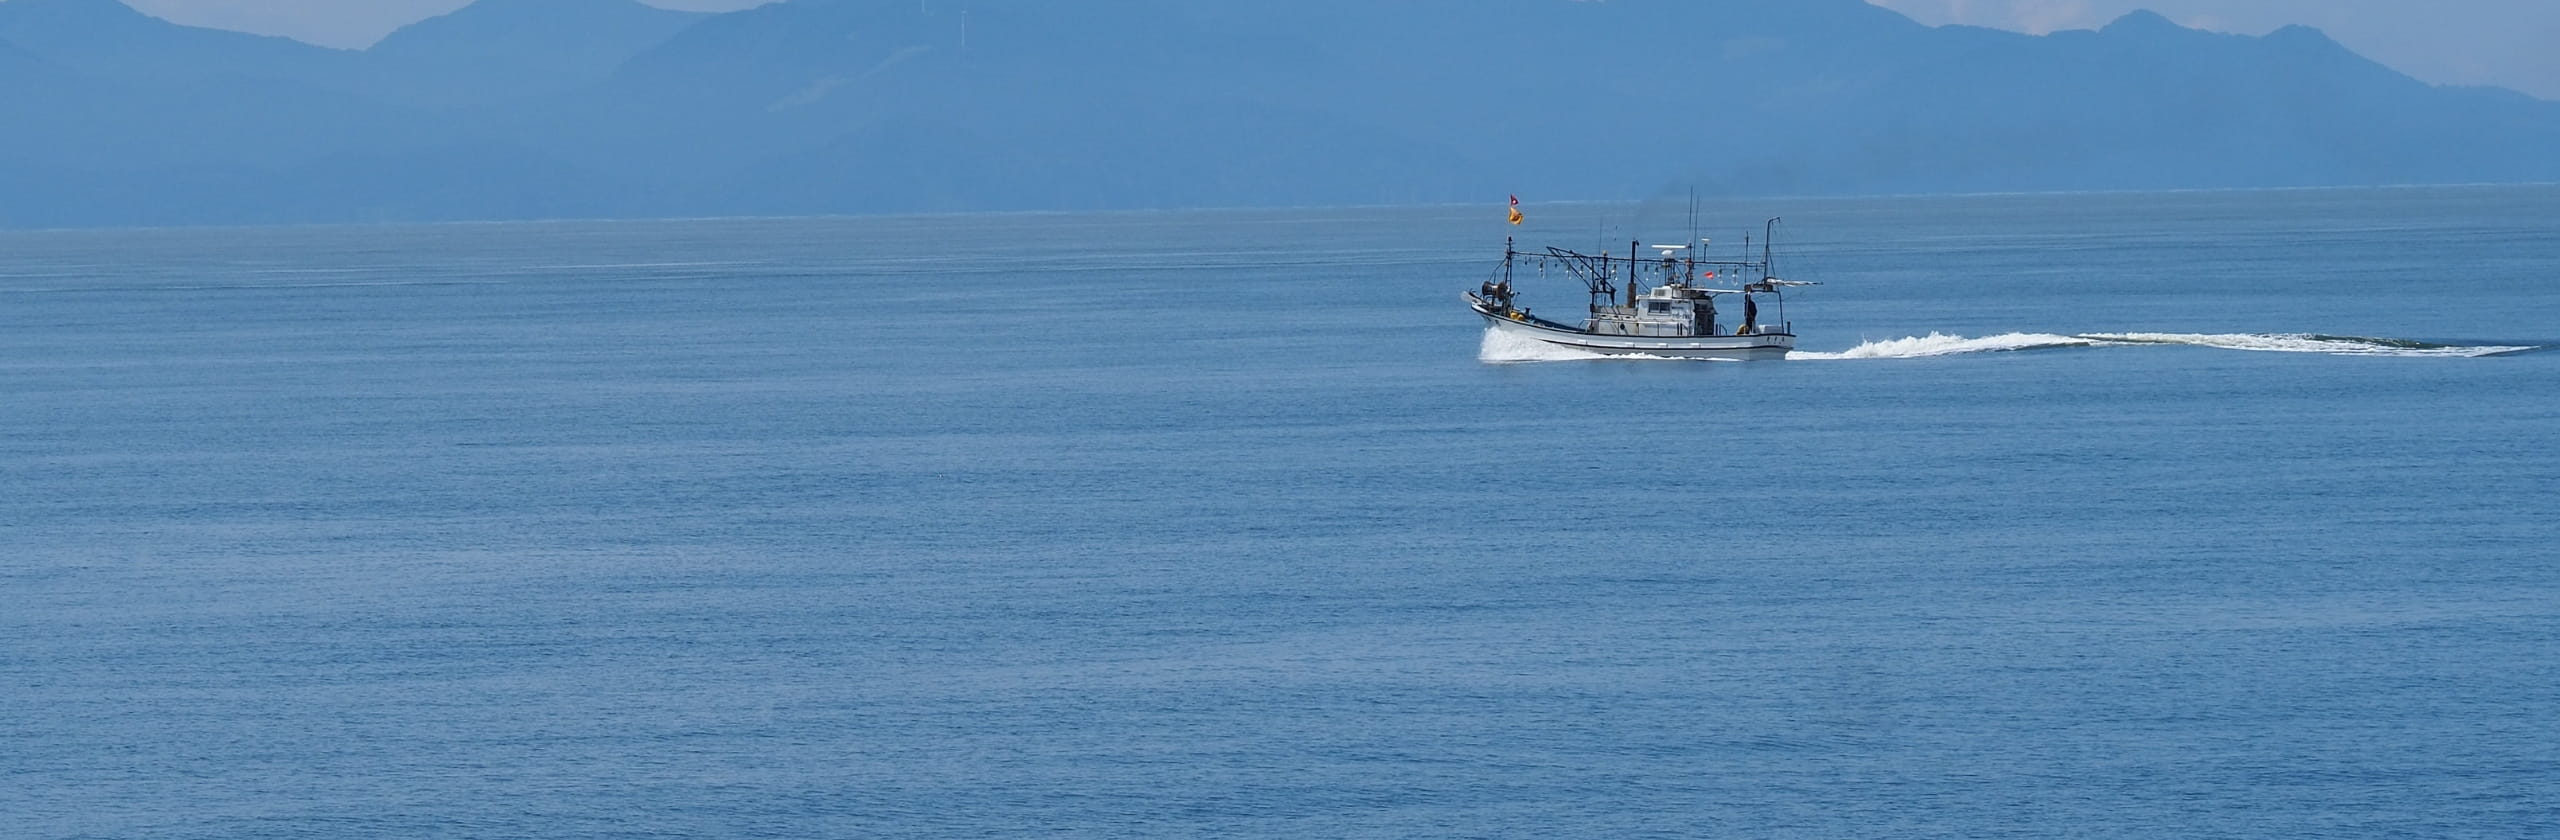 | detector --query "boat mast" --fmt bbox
[1628,239,1640,306]
[1504,236,1517,287]
[1763,217,1779,280]
[1765,217,1787,330]
[1686,189,1698,284]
